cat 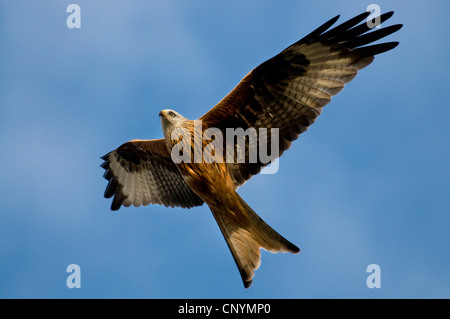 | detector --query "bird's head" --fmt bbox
[159,109,189,139]
[159,109,186,125]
